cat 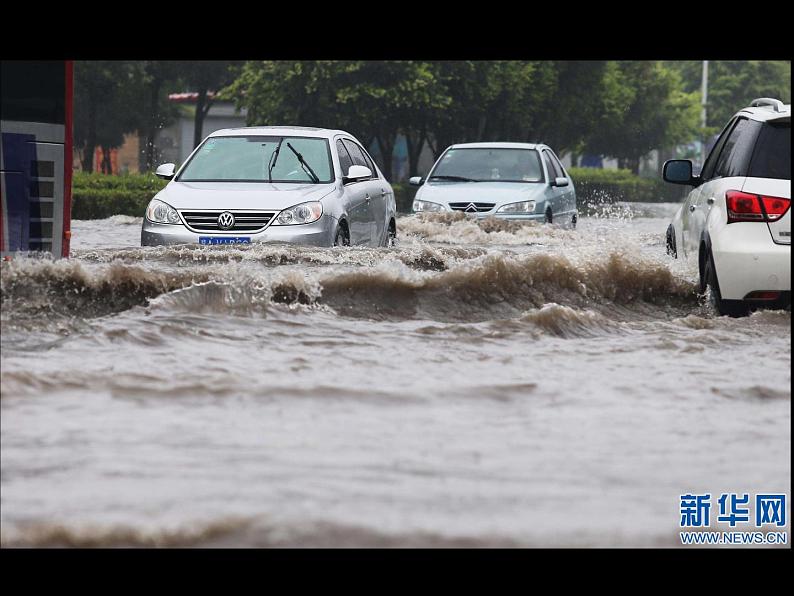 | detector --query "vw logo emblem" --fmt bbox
[217,211,235,230]
[464,203,478,213]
